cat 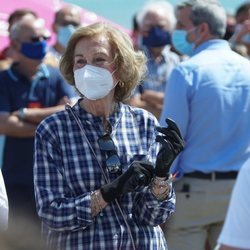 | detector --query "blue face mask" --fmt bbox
[142,26,171,47]
[172,29,195,56]
[57,25,76,48]
[20,40,47,60]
